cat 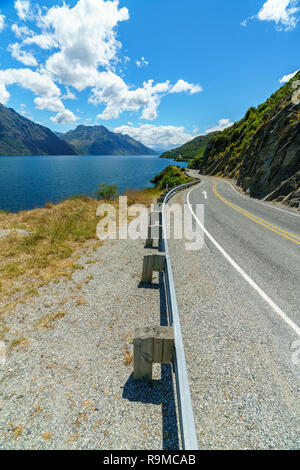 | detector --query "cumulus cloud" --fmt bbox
[0,15,5,32]
[279,69,299,83]
[244,0,300,30]
[0,83,10,104]
[136,57,149,68]
[8,43,37,66]
[24,34,58,50]
[113,124,195,149]
[0,68,60,98]
[50,109,79,124]
[90,74,201,121]
[0,68,76,119]
[14,0,31,21]
[205,118,234,134]
[0,0,202,123]
[170,79,203,94]
[41,0,129,72]
[62,87,77,100]
[258,0,299,29]
[34,96,65,113]
[11,24,32,39]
